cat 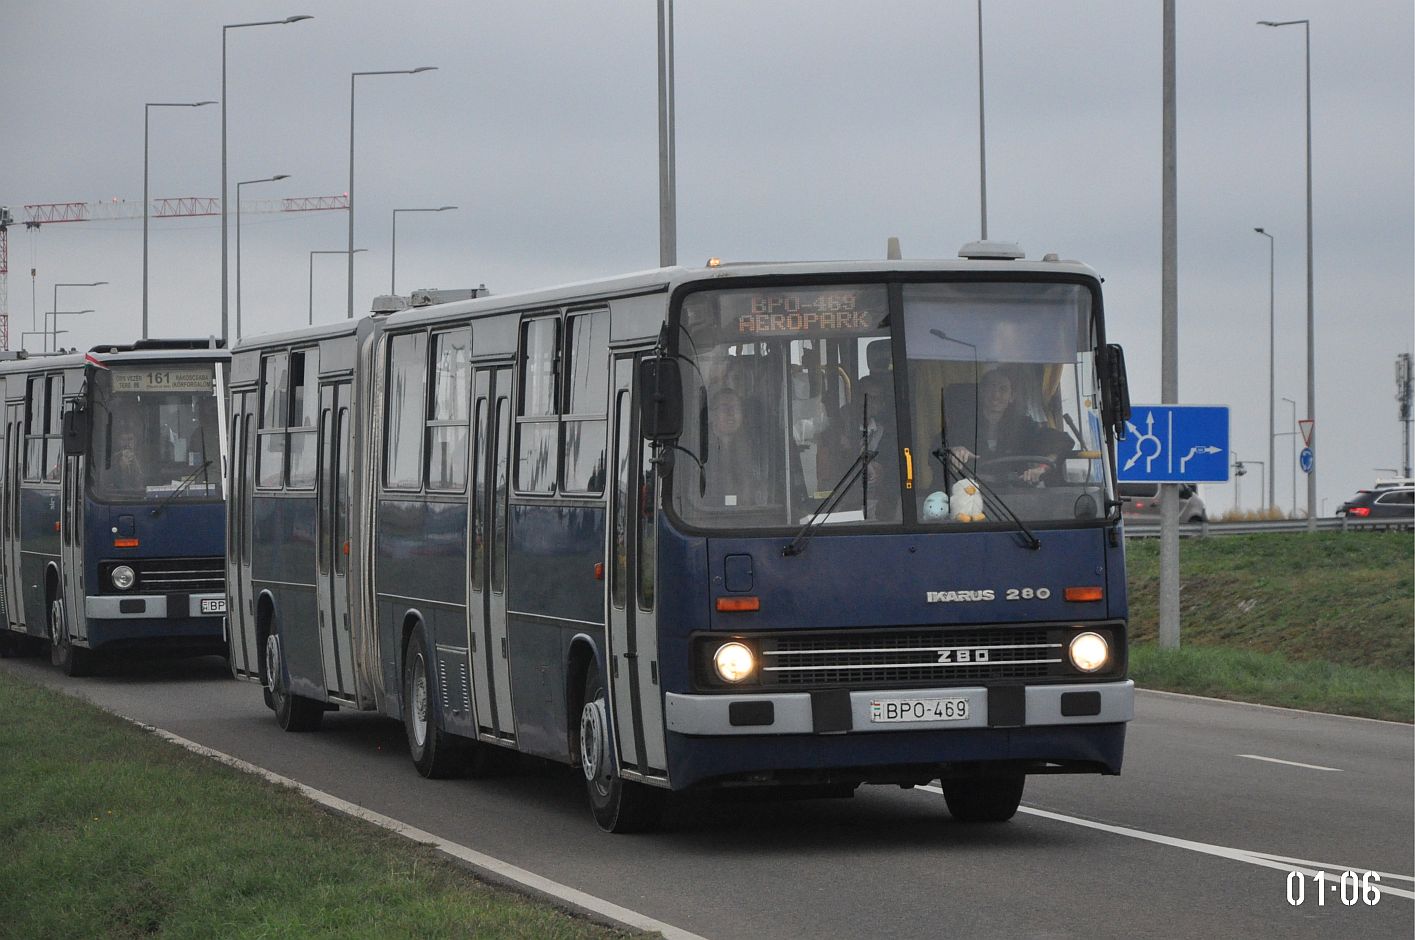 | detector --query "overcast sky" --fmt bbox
[2,0,1411,514]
